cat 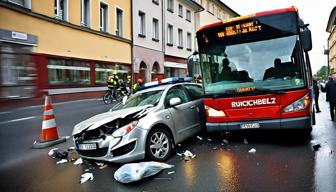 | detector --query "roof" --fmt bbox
[326,6,336,33]
[181,0,204,12]
[212,0,240,17]
[197,6,297,32]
